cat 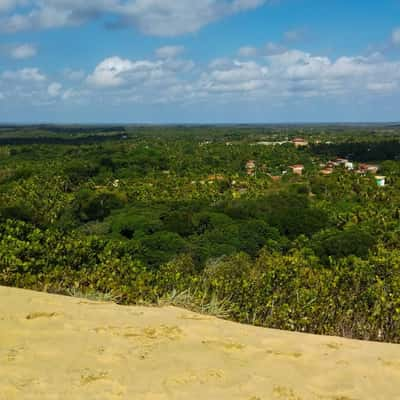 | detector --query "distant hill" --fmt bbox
[0,125,126,134]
